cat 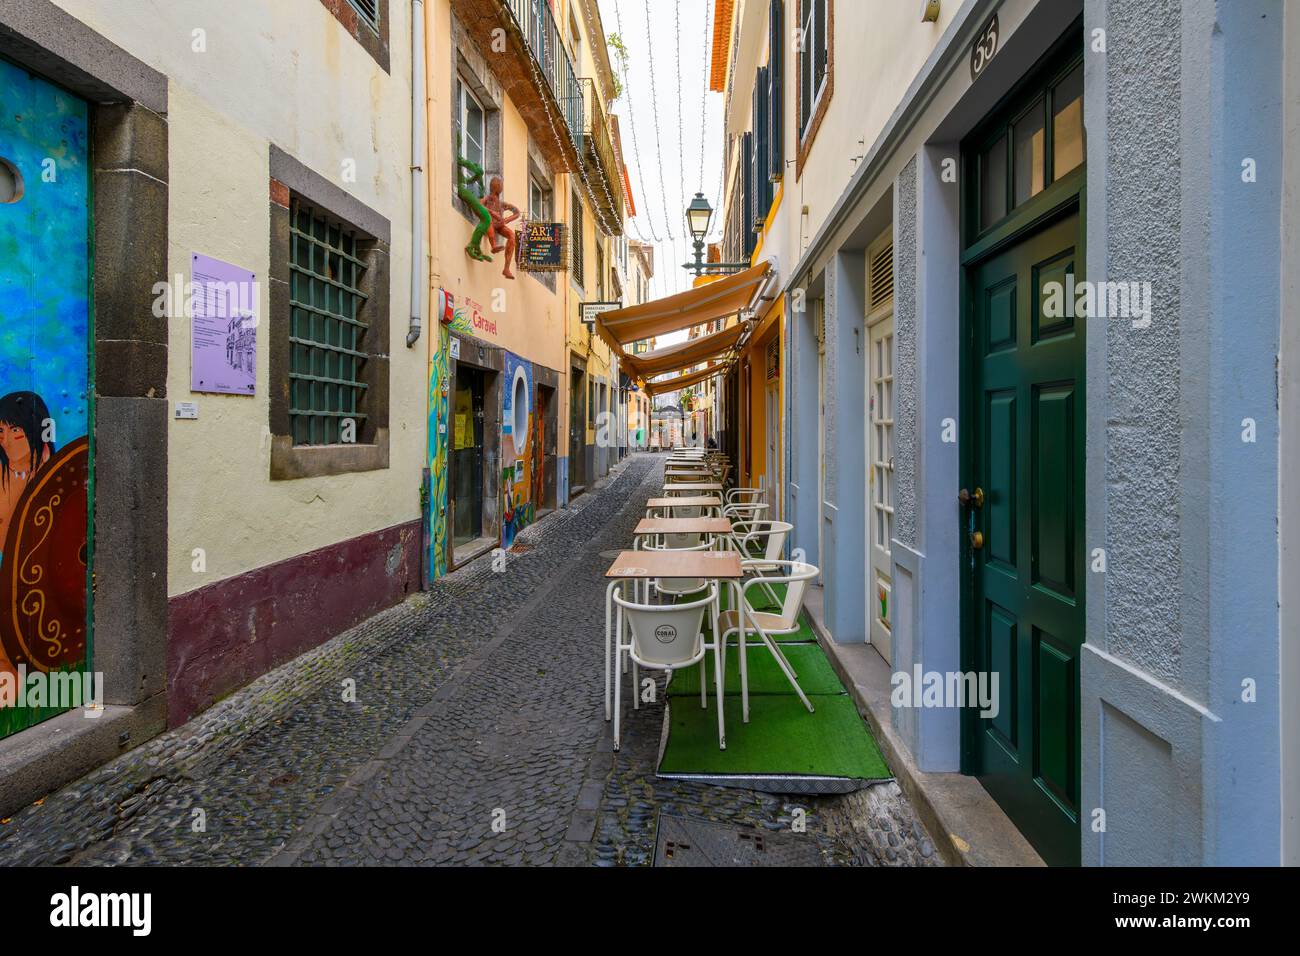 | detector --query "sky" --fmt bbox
[596,0,727,318]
